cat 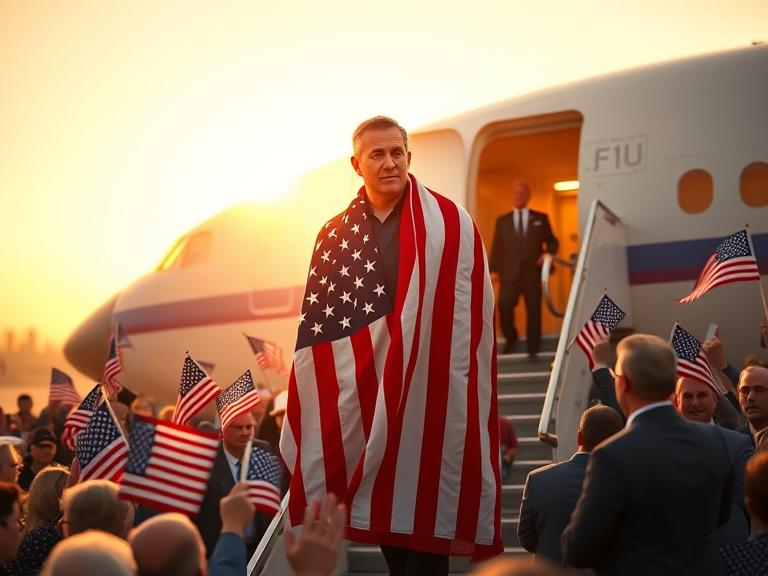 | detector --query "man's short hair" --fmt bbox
[745,451,768,526]
[17,394,32,404]
[0,482,20,524]
[352,116,409,157]
[41,530,135,576]
[62,480,133,538]
[617,334,677,401]
[579,405,624,451]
